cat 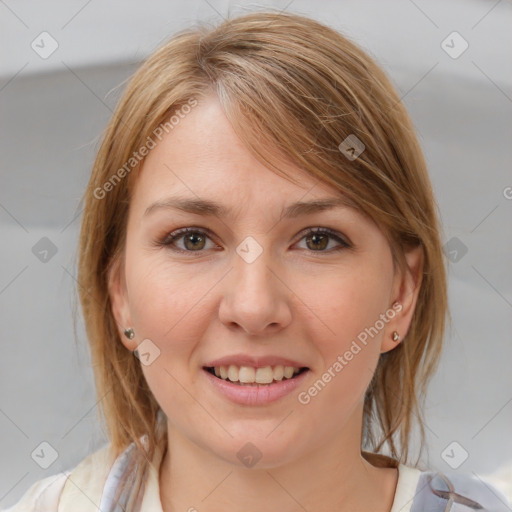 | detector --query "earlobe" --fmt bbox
[107,257,135,350]
[381,244,424,354]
